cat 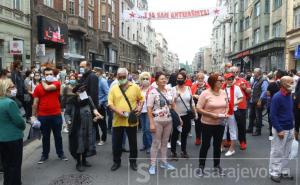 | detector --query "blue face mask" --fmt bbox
[69,80,77,85]
[79,68,85,74]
